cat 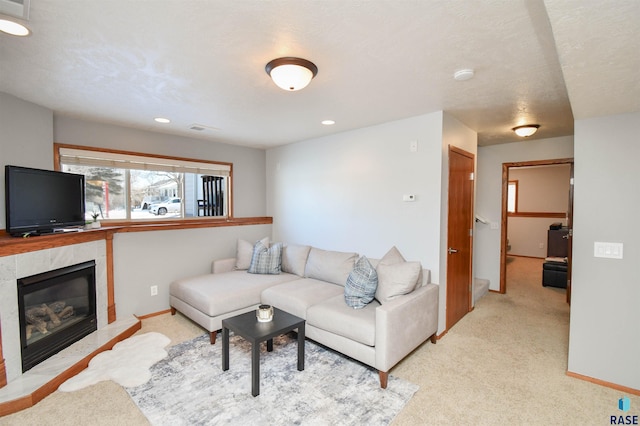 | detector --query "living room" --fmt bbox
[1,0,639,423]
